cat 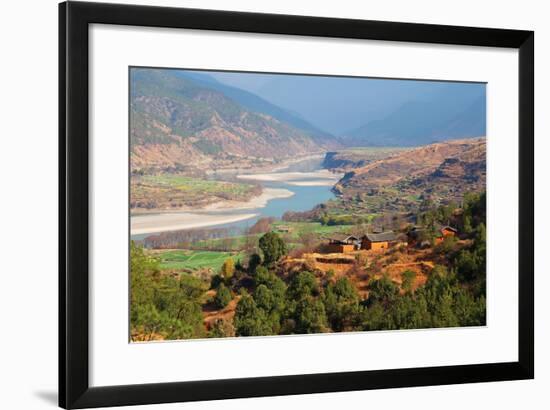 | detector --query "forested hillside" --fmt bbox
[130,192,486,340]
